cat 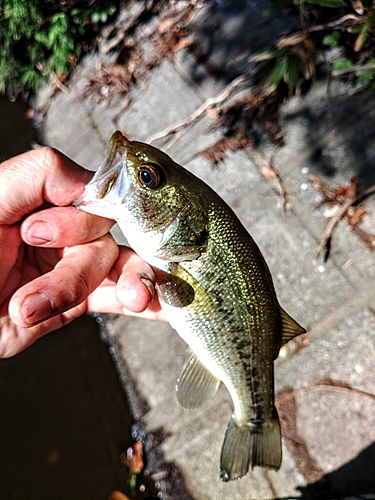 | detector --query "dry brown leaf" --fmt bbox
[81,1,202,102]
[259,164,278,179]
[121,441,144,475]
[173,36,194,53]
[108,491,130,500]
[346,206,366,226]
[336,176,357,199]
[310,175,337,203]
[352,225,375,249]
[292,39,316,81]
[205,107,221,119]
[212,86,286,146]
[158,18,175,33]
[311,175,375,261]
[311,175,358,206]
[132,441,144,474]
[196,135,253,167]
